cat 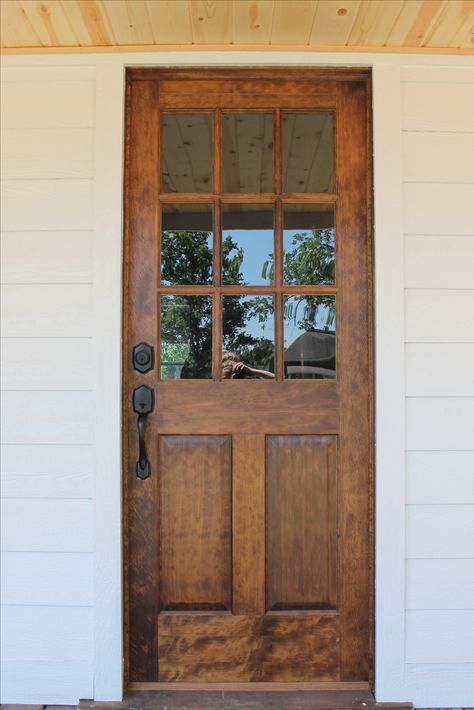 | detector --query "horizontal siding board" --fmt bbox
[405,235,474,289]
[1,231,93,284]
[1,66,96,84]
[402,67,474,83]
[0,659,93,704]
[406,559,474,610]
[404,183,474,235]
[1,81,95,129]
[1,499,93,552]
[1,391,93,445]
[406,397,474,451]
[0,444,93,499]
[406,504,474,558]
[1,284,92,337]
[403,131,474,183]
[1,551,93,606]
[1,128,94,179]
[405,289,474,343]
[1,179,93,231]
[1,605,93,661]
[403,82,474,132]
[406,662,474,708]
[406,610,474,663]
[1,338,92,390]
[406,343,474,396]
[407,451,474,504]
